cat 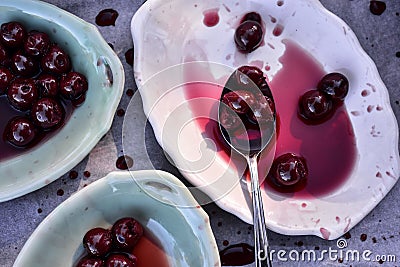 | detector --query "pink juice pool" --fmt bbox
[183,40,357,198]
